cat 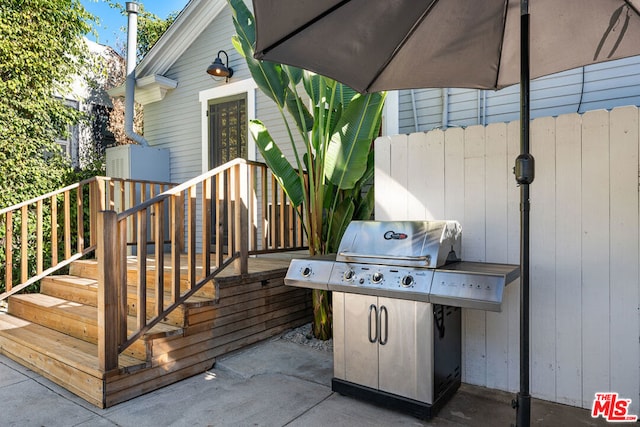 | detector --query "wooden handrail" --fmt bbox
[1,159,307,373]
[99,159,308,370]
[1,176,178,302]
